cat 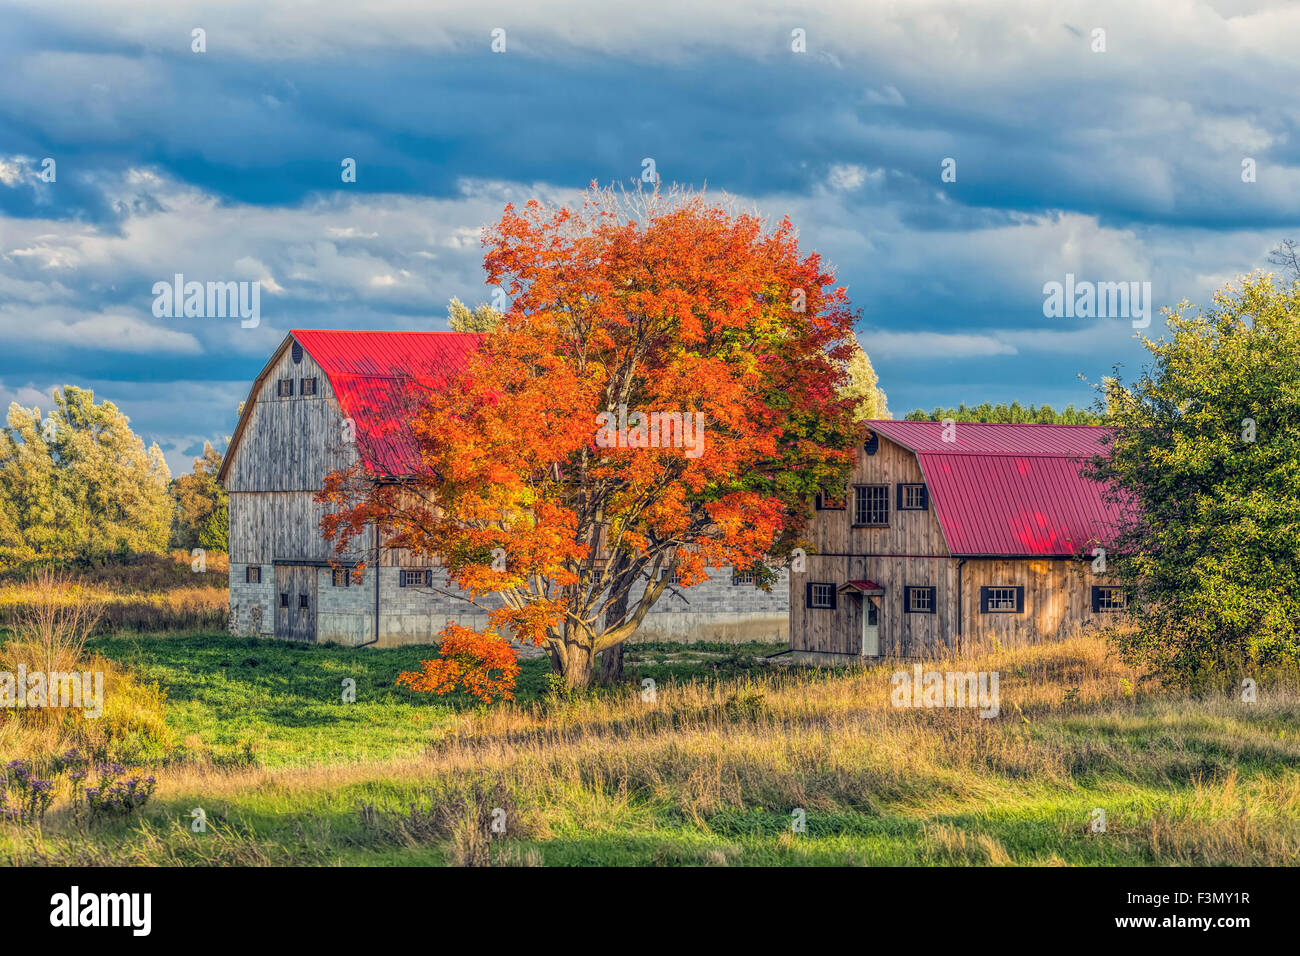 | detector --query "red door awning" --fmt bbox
[838,579,885,596]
